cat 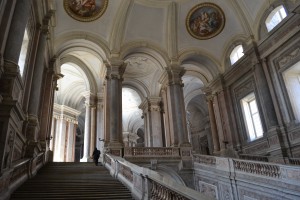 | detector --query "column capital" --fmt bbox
[159,65,185,87]
[139,97,162,112]
[82,91,96,106]
[104,59,127,80]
